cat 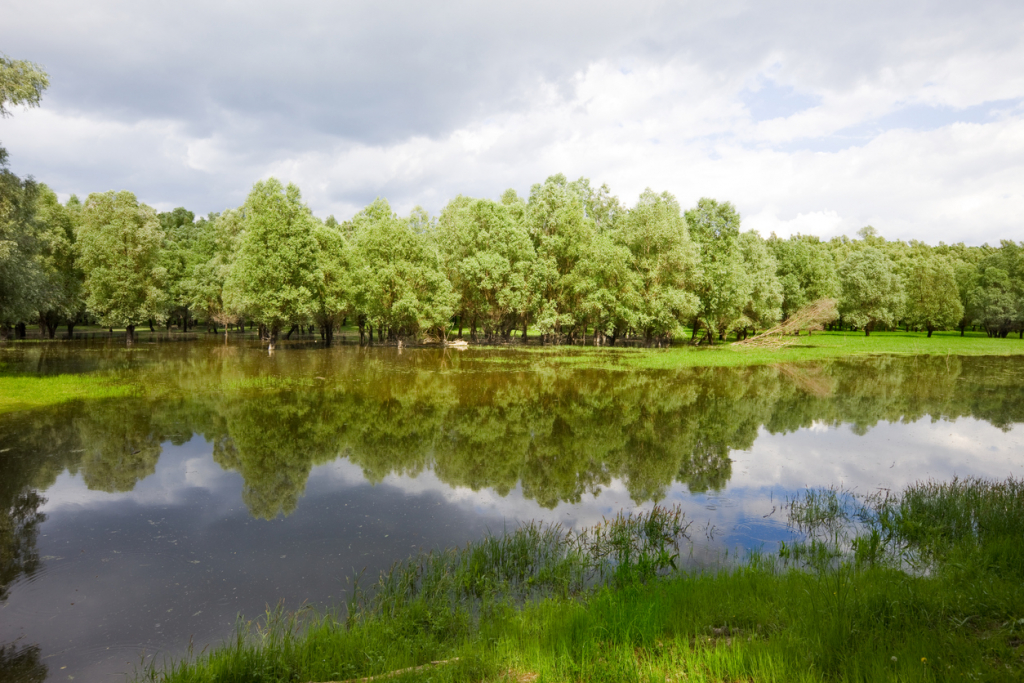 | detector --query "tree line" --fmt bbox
[2,55,1022,346]
[3,172,1023,347]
